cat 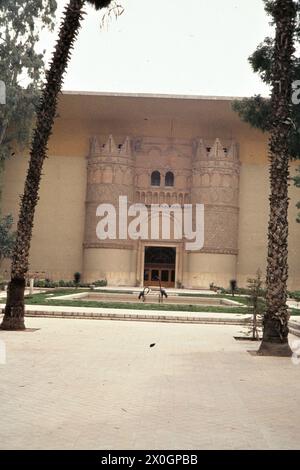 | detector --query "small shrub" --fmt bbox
[289,291,300,302]
[45,278,52,288]
[74,272,81,287]
[93,279,107,287]
[230,279,237,296]
[34,279,61,288]
[0,281,7,290]
[218,286,227,294]
[62,280,75,288]
[222,286,267,297]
